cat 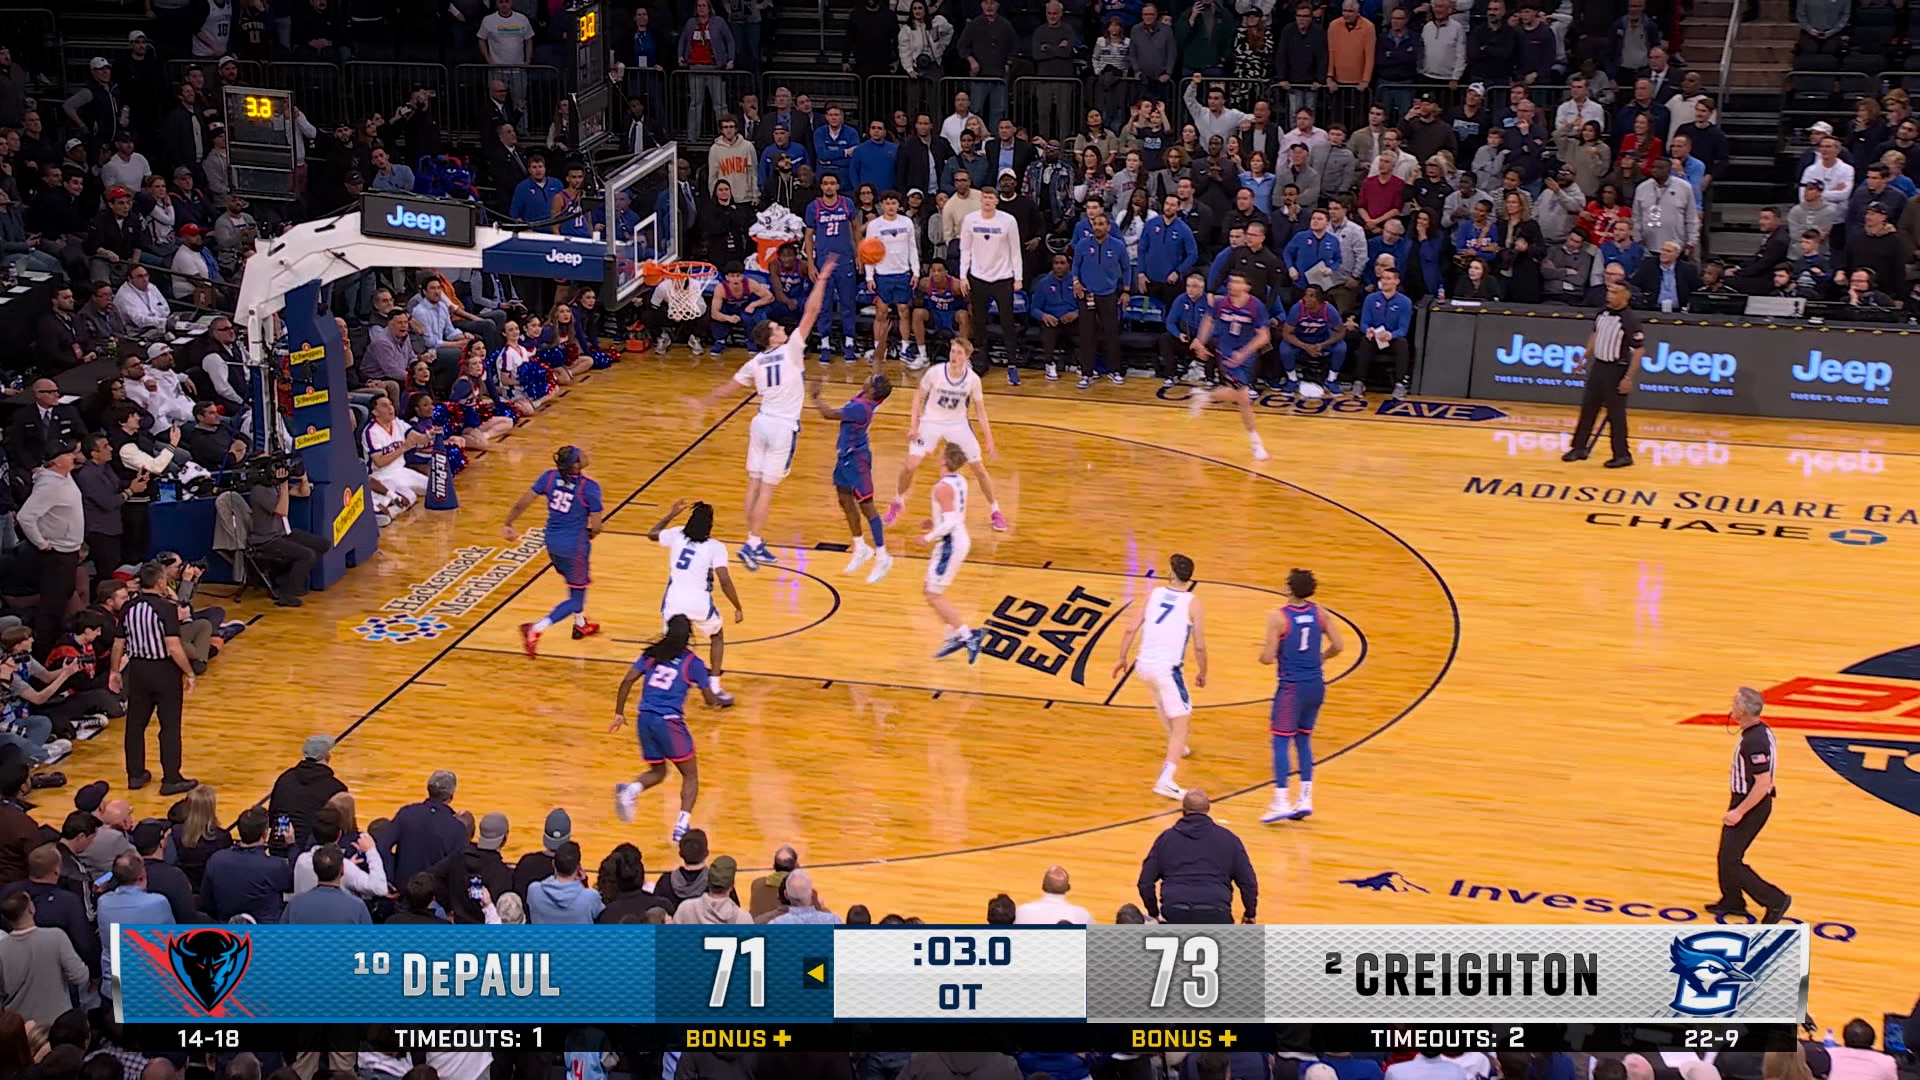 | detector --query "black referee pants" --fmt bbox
[1571,359,1632,459]
[124,657,185,783]
[1078,292,1122,376]
[1715,798,1788,912]
[967,275,1020,368]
